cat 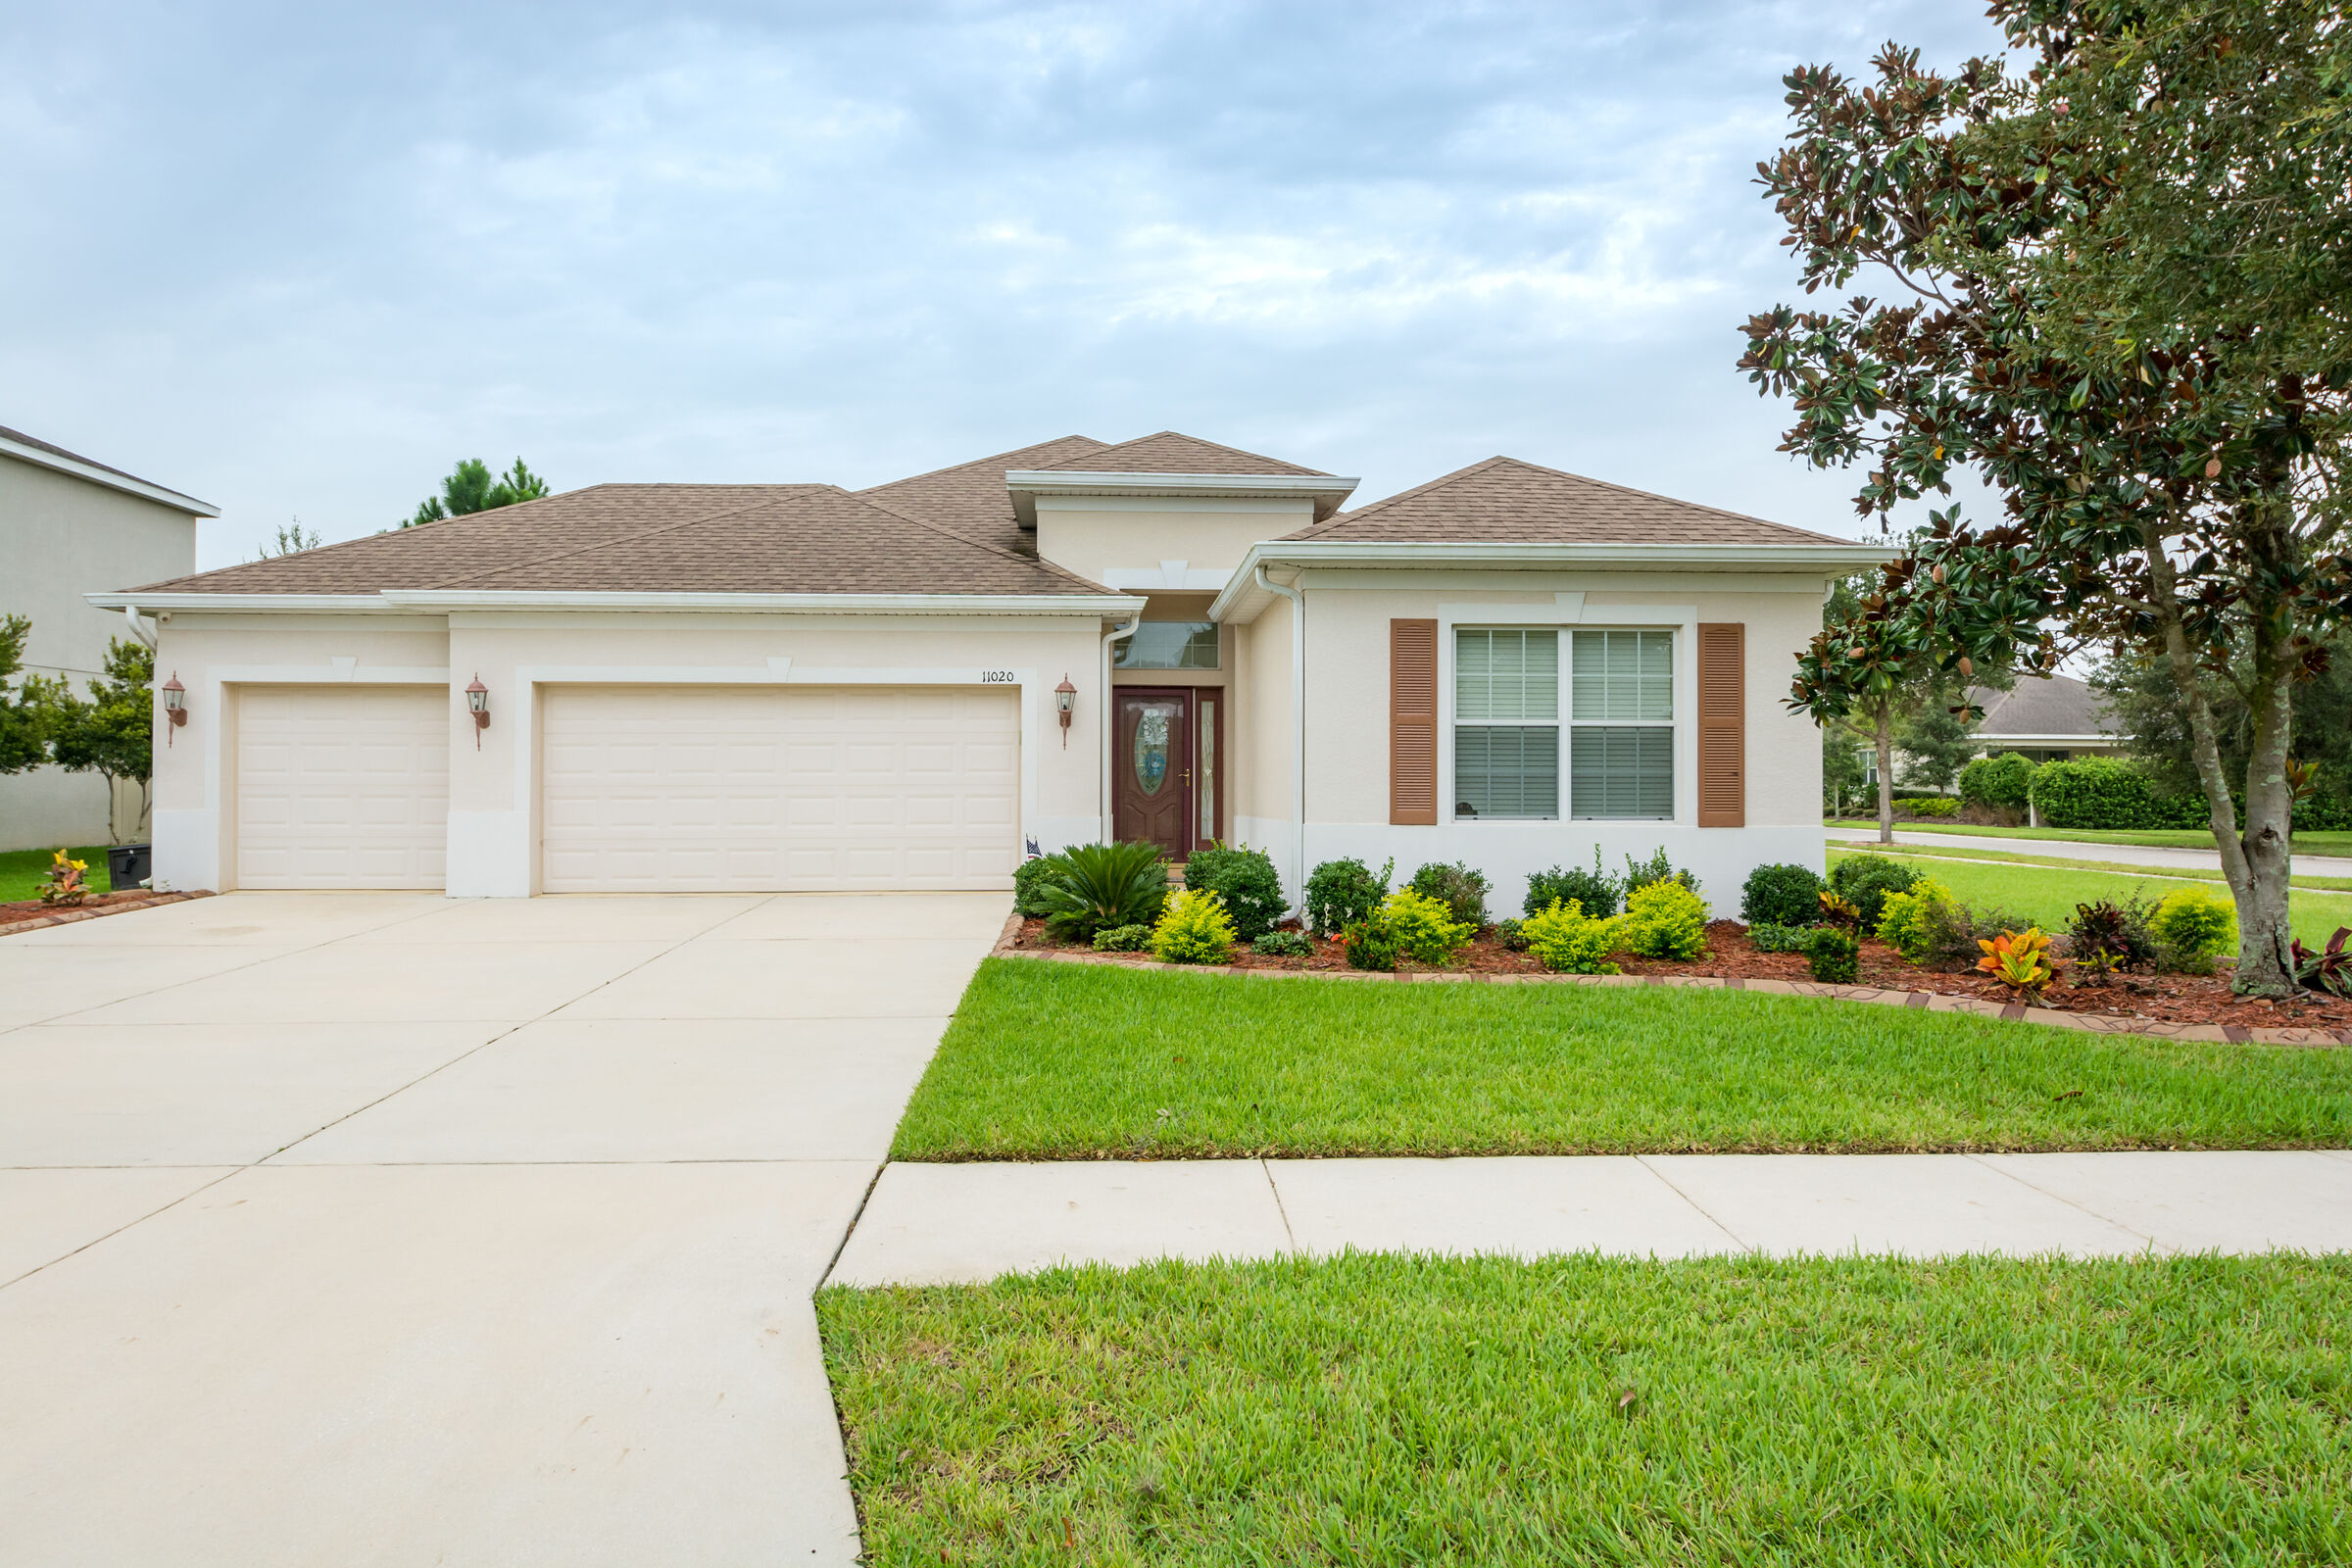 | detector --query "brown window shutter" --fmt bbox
[1390,618,1439,825]
[1696,622,1744,827]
